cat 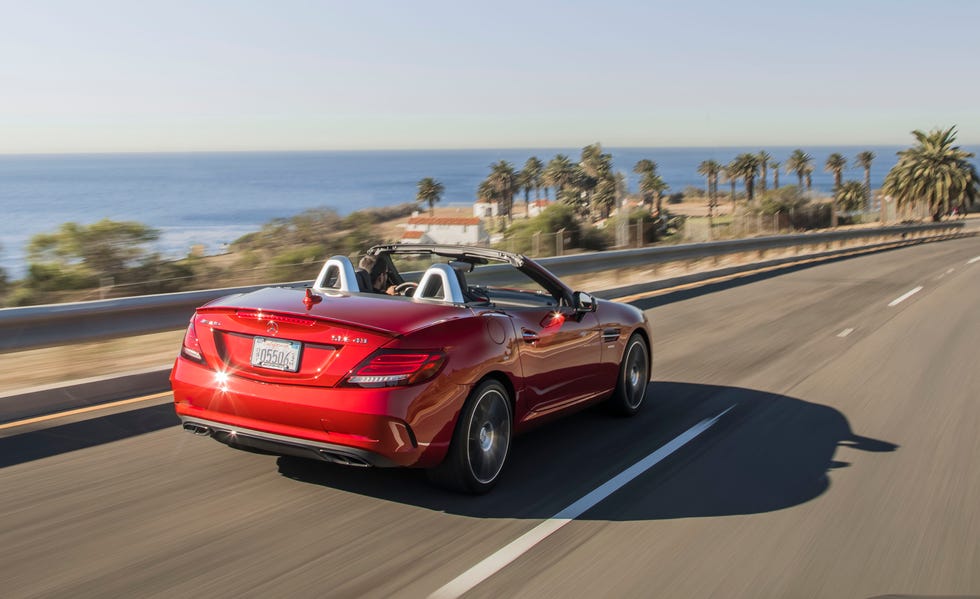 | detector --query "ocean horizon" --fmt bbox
[2,146,976,279]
